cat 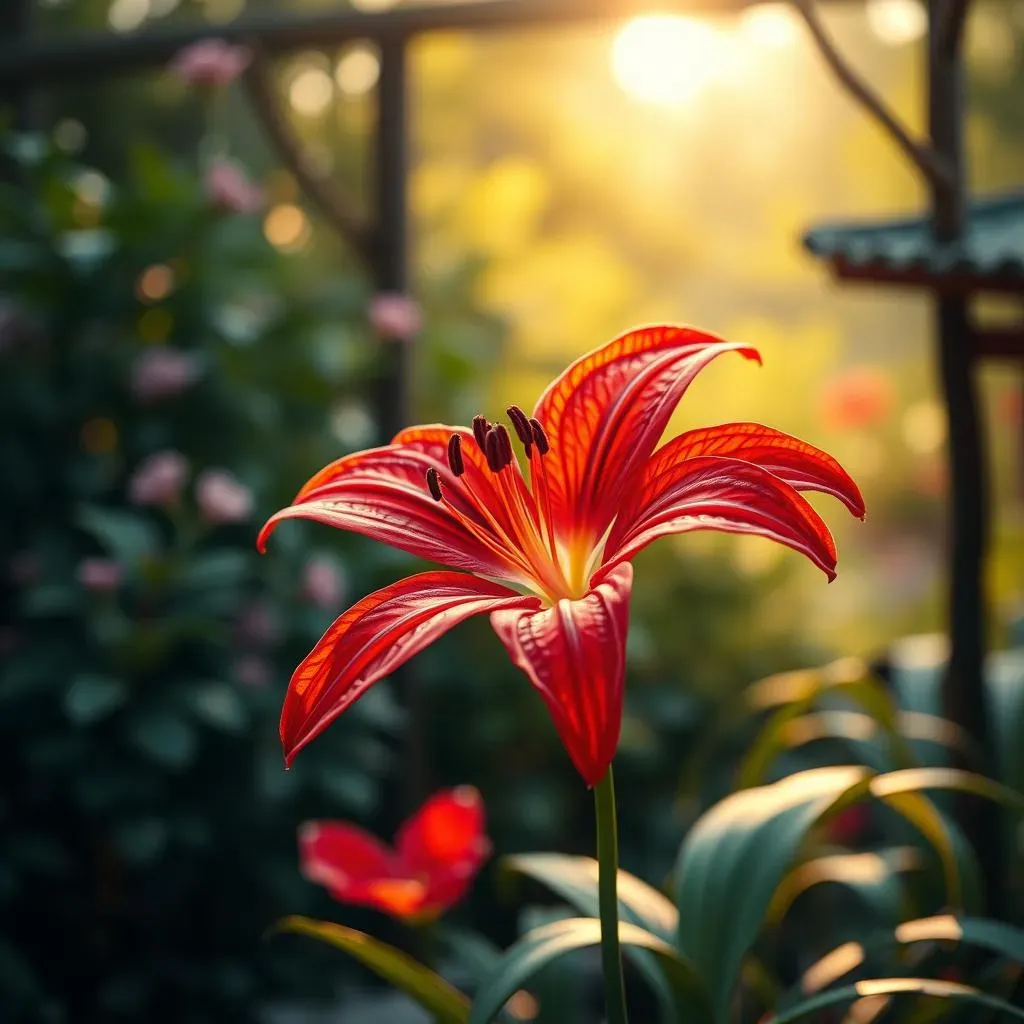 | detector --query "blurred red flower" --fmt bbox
[262,326,864,786]
[299,787,490,922]
[819,366,895,431]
